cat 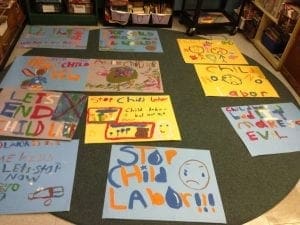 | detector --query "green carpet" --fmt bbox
[1,28,299,225]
